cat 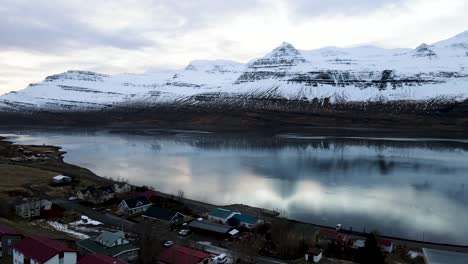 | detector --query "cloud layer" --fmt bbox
[1,0,467,94]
